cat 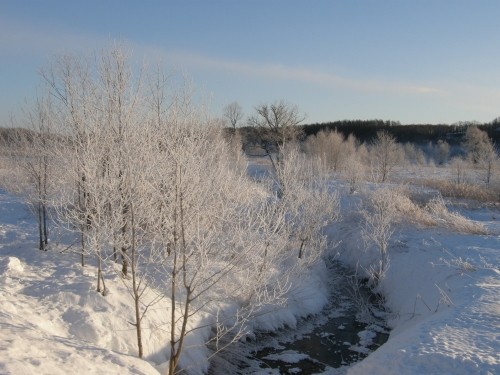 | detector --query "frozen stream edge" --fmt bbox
[209,258,390,374]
